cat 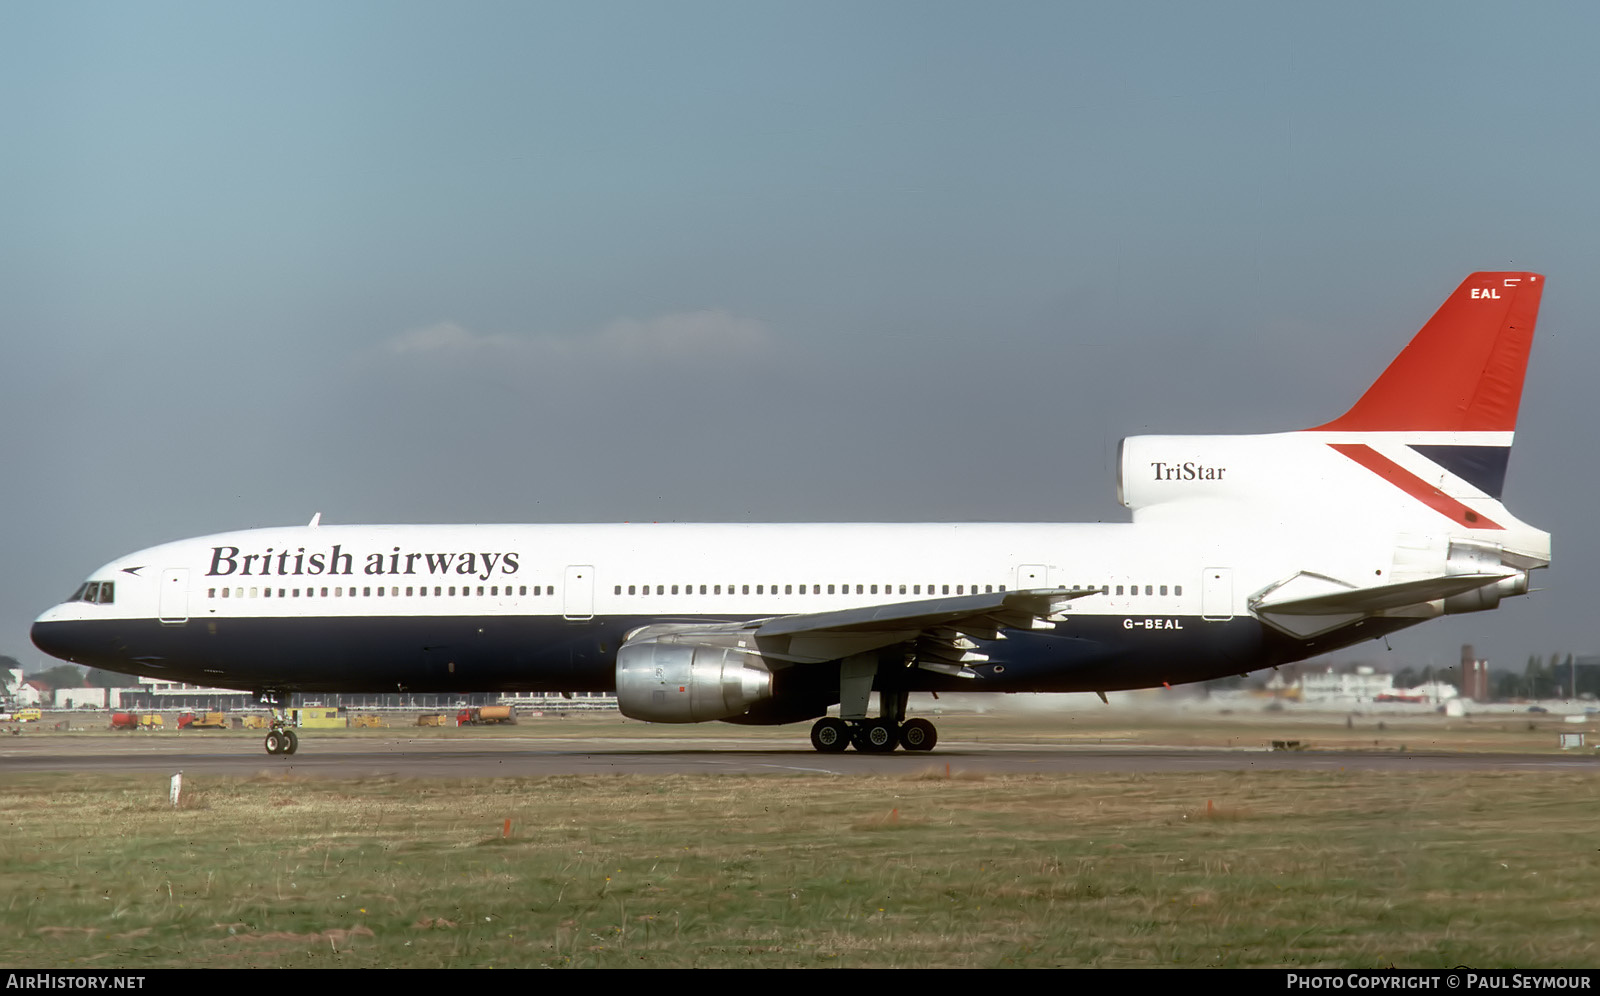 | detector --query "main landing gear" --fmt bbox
[810,654,940,754]
[257,690,298,756]
[809,716,938,754]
